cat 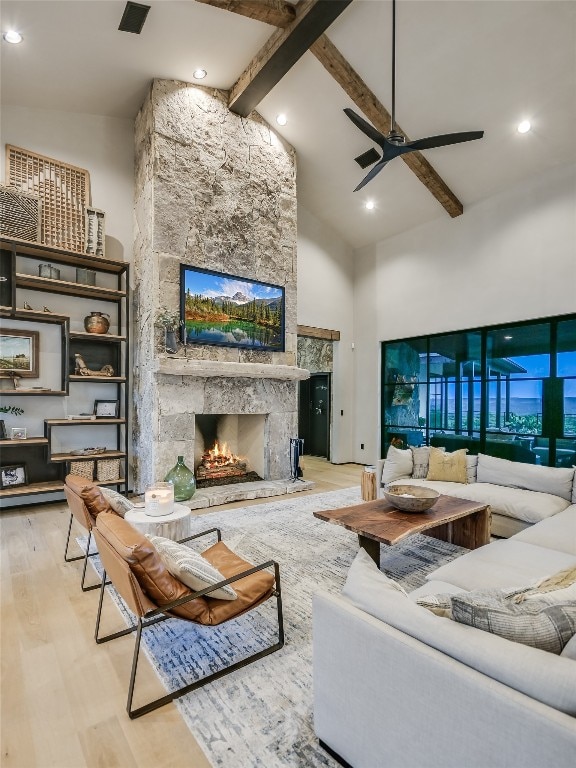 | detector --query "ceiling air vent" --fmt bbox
[354,148,380,169]
[118,2,151,34]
